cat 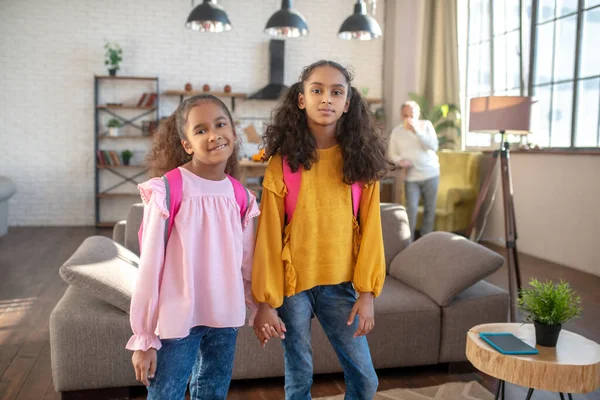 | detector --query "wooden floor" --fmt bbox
[0,227,599,400]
